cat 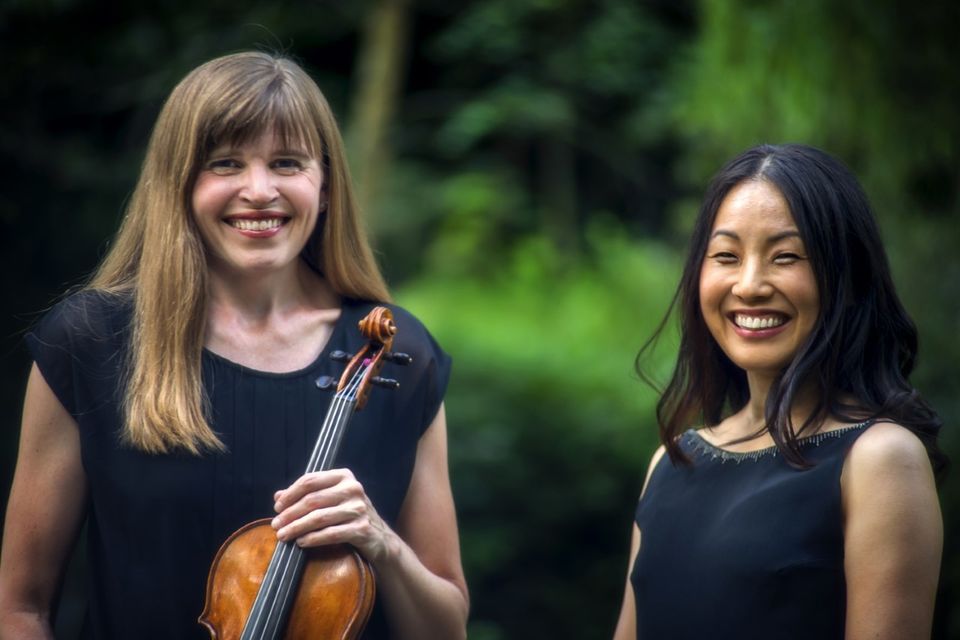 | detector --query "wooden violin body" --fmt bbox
[199,520,375,639]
